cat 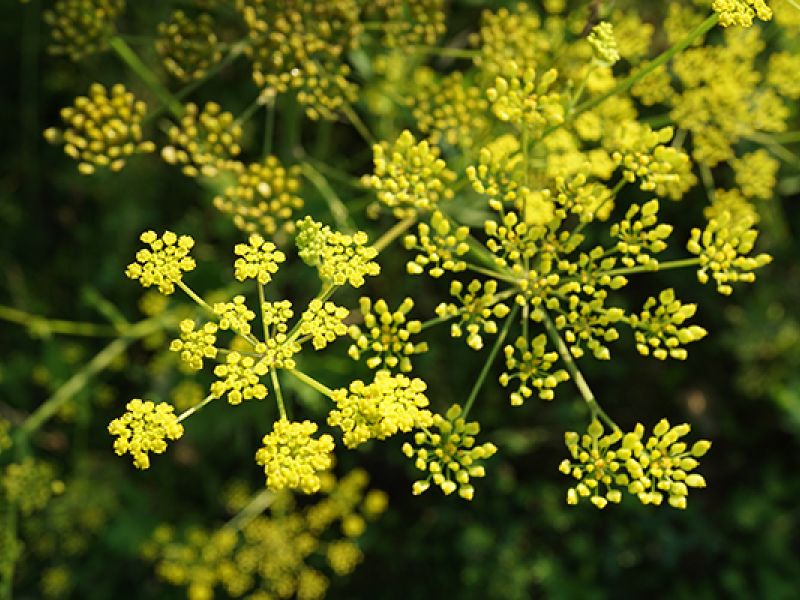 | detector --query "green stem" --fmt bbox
[463,304,520,418]
[177,394,216,422]
[287,369,335,399]
[408,45,479,59]
[301,162,354,232]
[373,216,417,253]
[745,132,800,170]
[176,280,214,312]
[19,313,174,436]
[548,13,719,136]
[109,36,184,118]
[234,94,265,128]
[270,370,287,420]
[341,103,376,145]
[600,257,700,277]
[0,304,120,337]
[258,283,270,342]
[542,311,619,431]
[224,489,275,531]
[464,262,517,283]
